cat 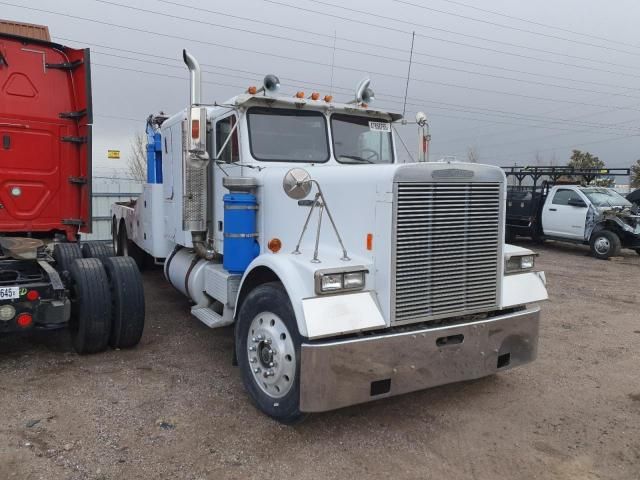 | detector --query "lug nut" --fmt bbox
[268,362,274,368]
[264,338,272,345]
[248,346,256,351]
[254,367,261,374]
[250,358,257,363]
